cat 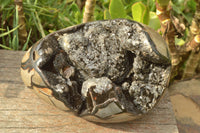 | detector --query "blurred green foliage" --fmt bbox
[0,0,197,50]
[109,0,127,19]
[131,2,149,25]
